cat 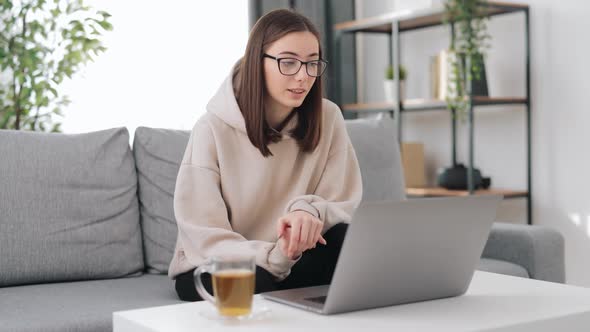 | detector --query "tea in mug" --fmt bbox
[212,269,255,317]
